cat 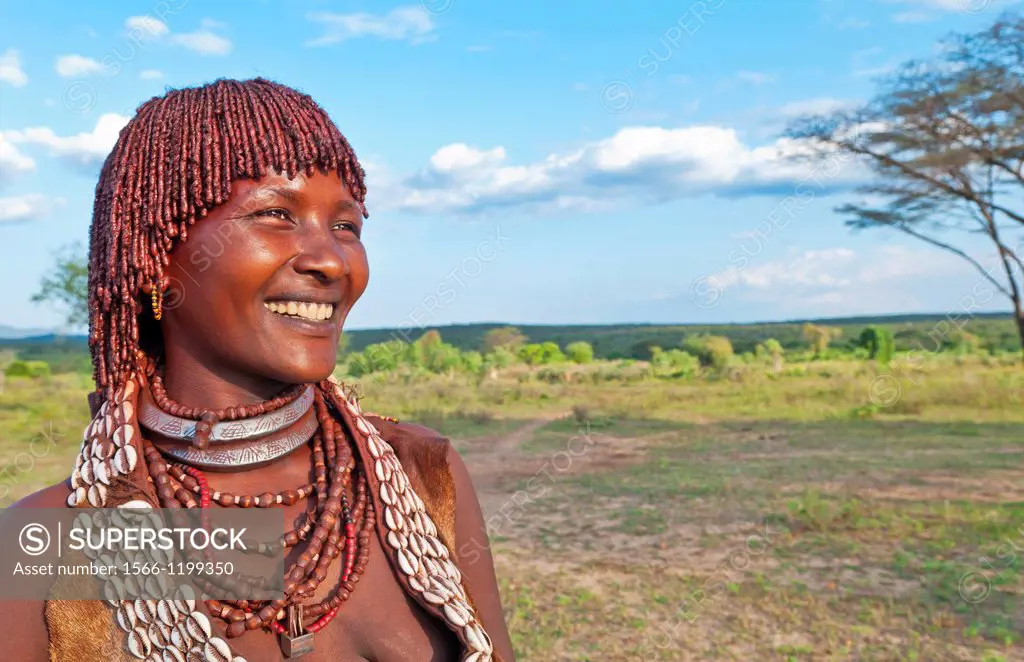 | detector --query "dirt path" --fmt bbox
[460,413,567,517]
